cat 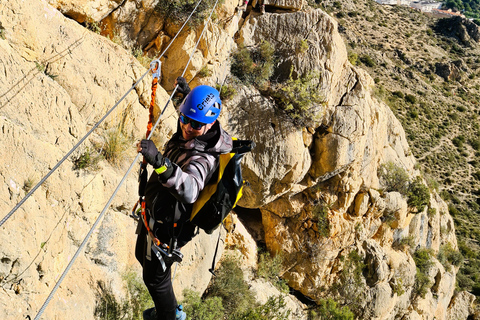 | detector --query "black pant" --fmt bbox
[136,223,177,320]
